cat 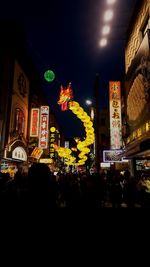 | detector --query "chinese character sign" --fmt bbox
[49,127,56,158]
[31,147,43,159]
[109,81,122,149]
[39,106,49,149]
[30,108,40,137]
